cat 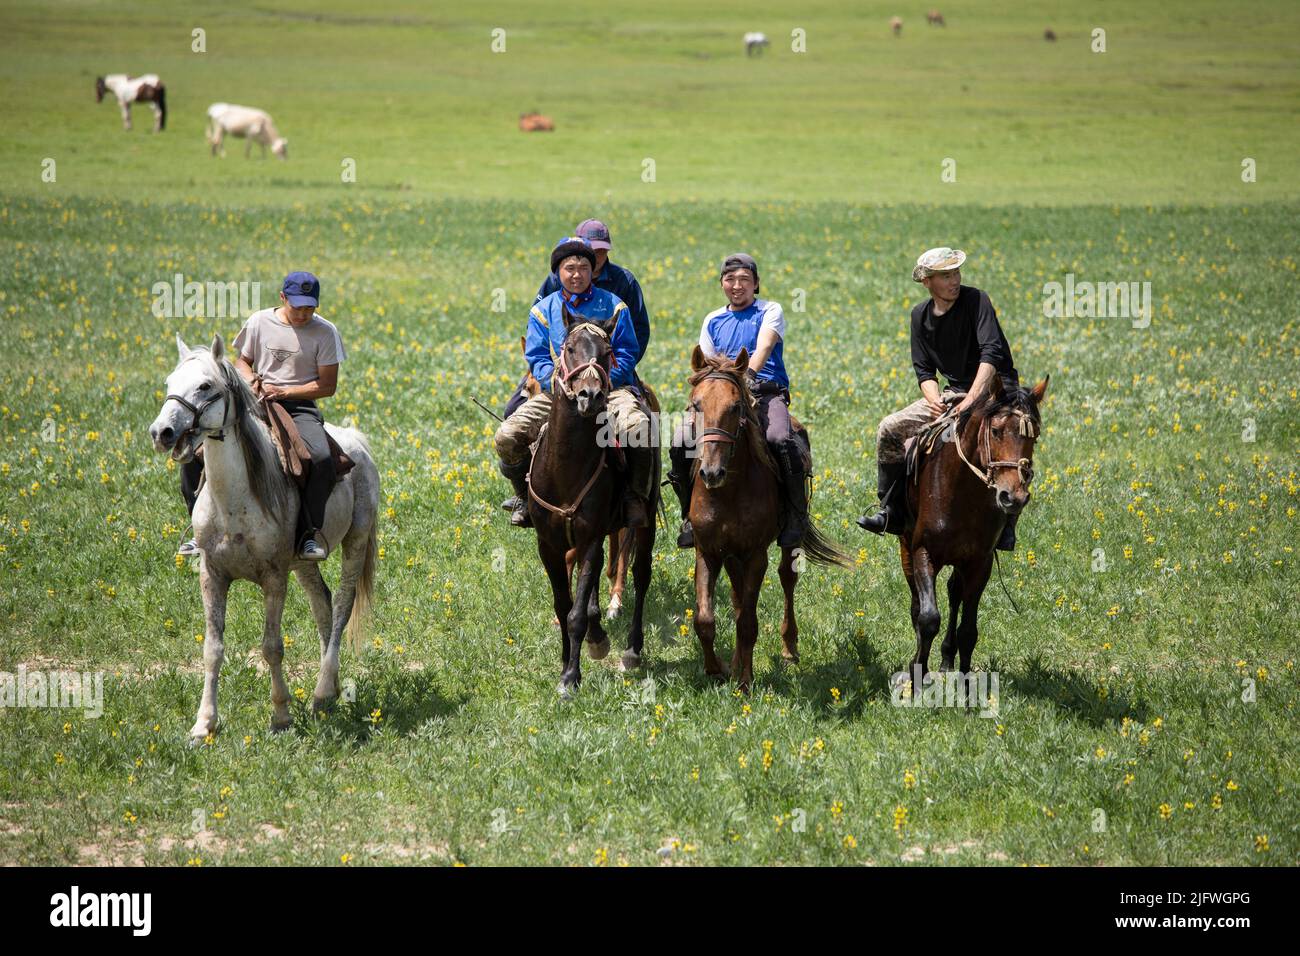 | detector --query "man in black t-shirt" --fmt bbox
[858,247,1023,549]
